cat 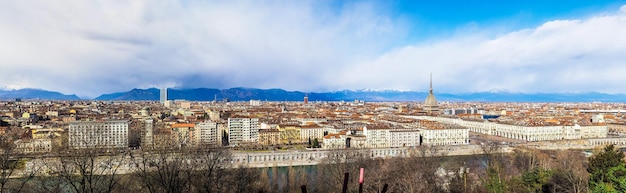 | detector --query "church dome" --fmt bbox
[423,74,439,113]
[424,93,437,106]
